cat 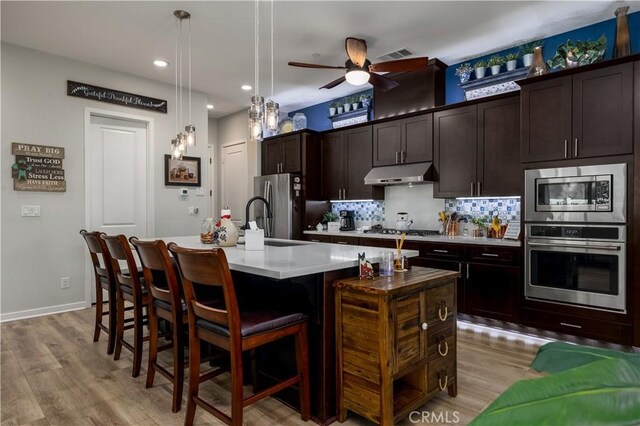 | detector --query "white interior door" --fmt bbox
[87,114,149,302]
[221,141,247,224]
